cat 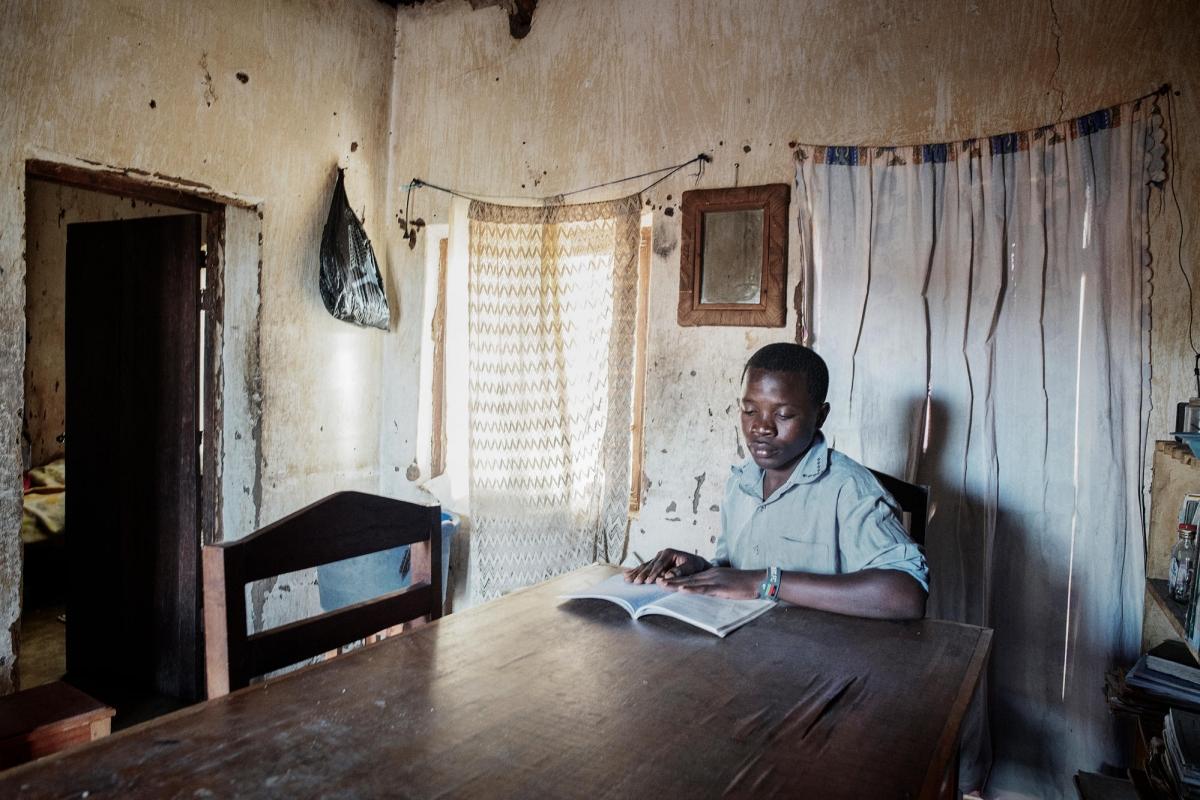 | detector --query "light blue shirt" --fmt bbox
[713,433,929,592]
